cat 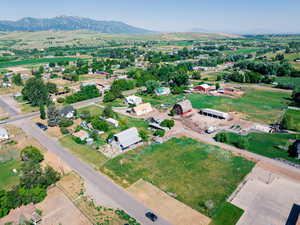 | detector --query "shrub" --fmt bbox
[160,119,175,129]
[60,127,69,134]
[20,146,44,163]
[57,97,65,103]
[59,117,73,128]
[92,119,109,132]
[139,129,148,141]
[154,129,165,137]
